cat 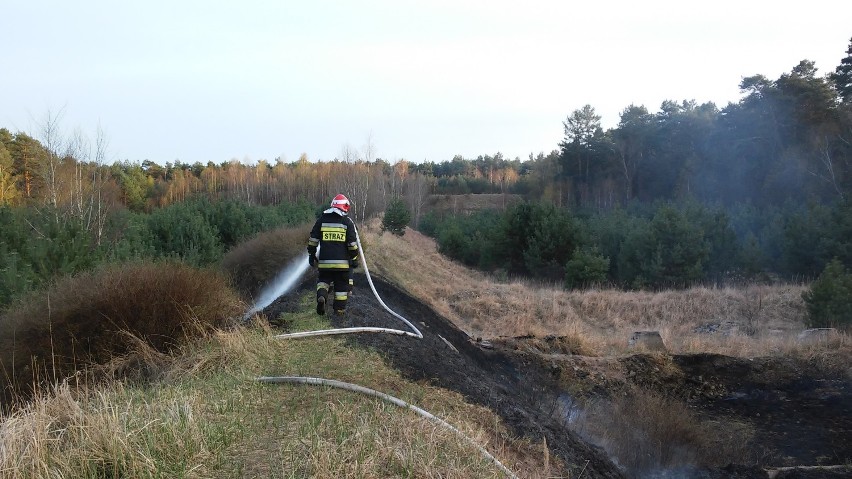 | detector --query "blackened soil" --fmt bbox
[607,353,852,468]
[266,273,625,479]
[265,273,852,479]
[674,354,852,468]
